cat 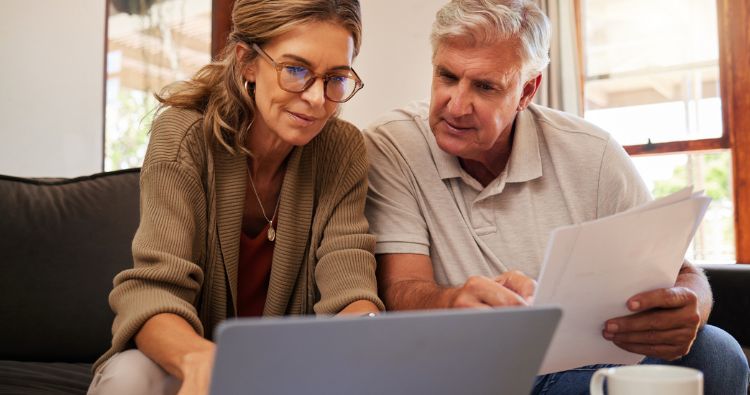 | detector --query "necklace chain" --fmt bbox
[246,164,281,242]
